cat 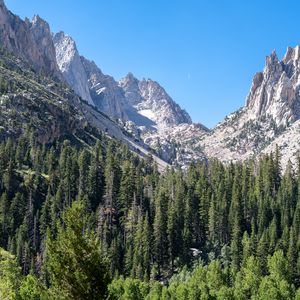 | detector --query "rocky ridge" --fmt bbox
[119,72,192,128]
[0,1,60,78]
[52,31,203,165]
[2,0,300,168]
[53,32,93,105]
[195,47,300,169]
